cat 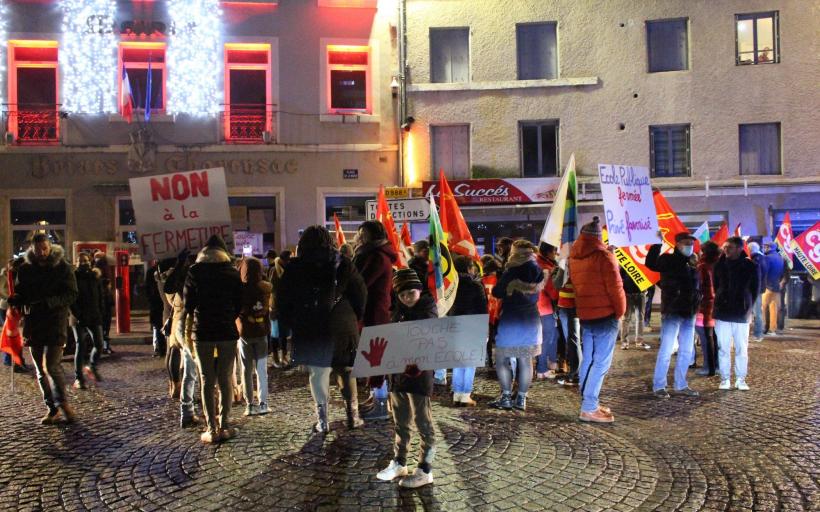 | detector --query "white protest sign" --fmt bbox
[352,314,489,378]
[129,168,233,260]
[598,164,660,247]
